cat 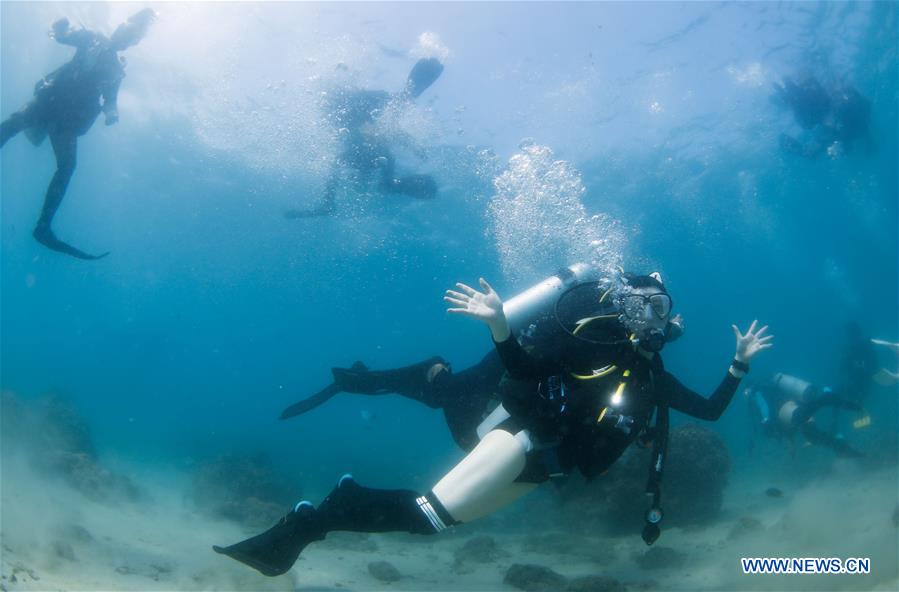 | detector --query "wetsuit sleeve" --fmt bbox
[493,336,554,381]
[664,369,741,421]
